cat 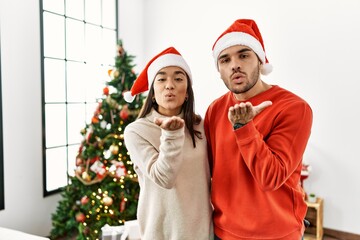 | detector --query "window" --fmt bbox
[0,34,4,210]
[40,0,118,196]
